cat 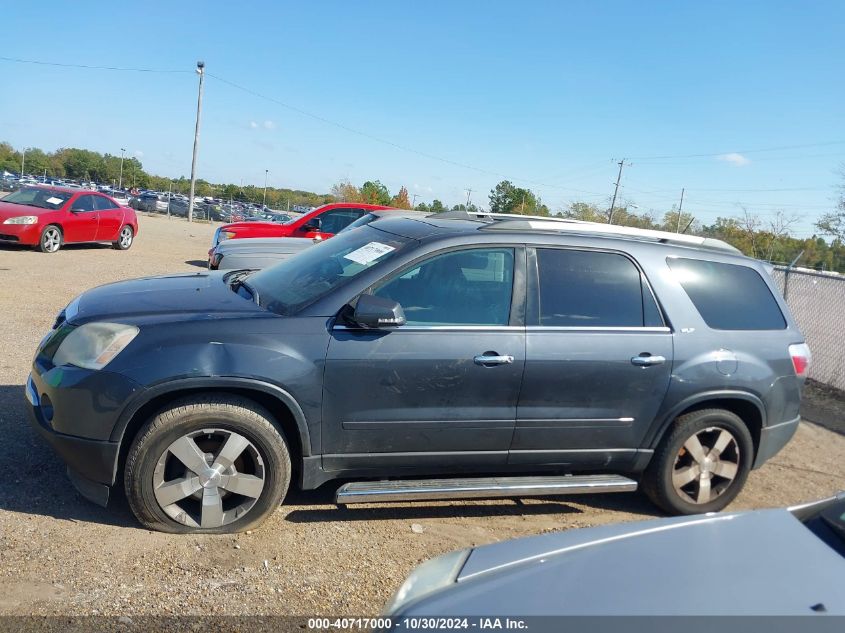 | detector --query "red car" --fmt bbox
[209,202,394,261]
[0,185,139,253]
